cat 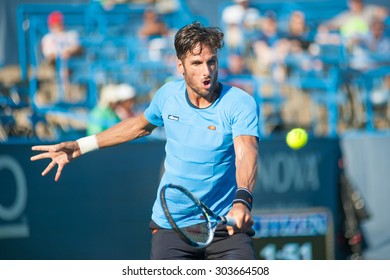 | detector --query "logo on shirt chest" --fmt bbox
[167,114,218,131]
[168,115,179,121]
